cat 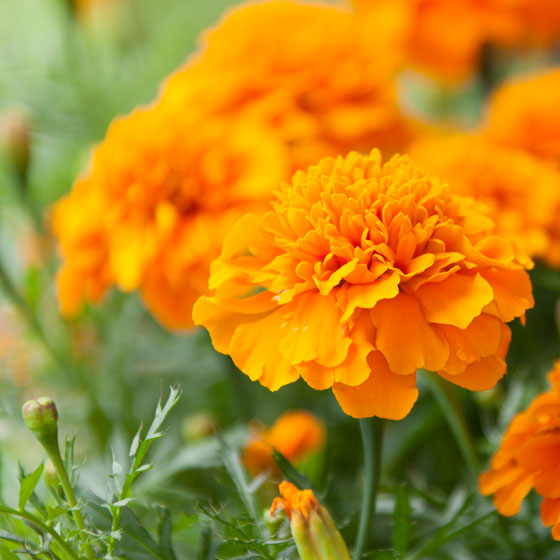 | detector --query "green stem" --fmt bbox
[0,505,80,560]
[354,418,384,560]
[425,374,479,484]
[41,434,95,560]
